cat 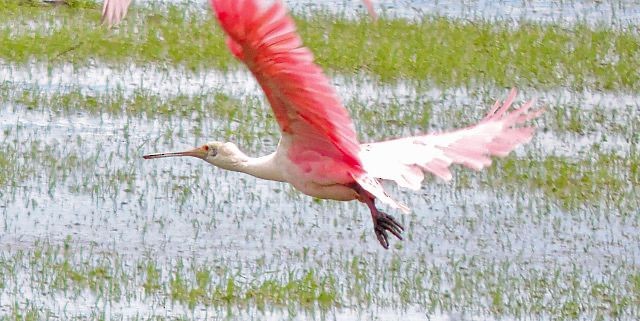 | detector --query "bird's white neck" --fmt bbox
[240,153,285,182]
[215,150,285,183]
